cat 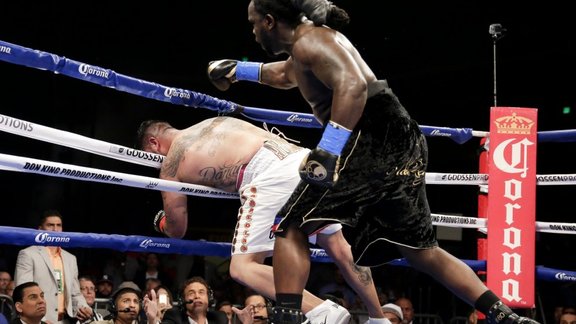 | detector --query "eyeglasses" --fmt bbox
[252,304,267,310]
